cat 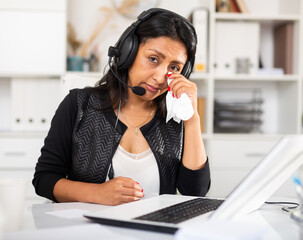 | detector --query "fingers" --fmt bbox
[94,177,145,206]
[116,176,143,192]
[110,177,144,205]
[120,183,144,198]
[168,74,197,99]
